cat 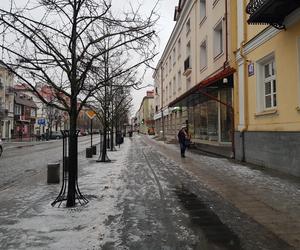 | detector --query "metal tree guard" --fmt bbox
[51,130,89,207]
[97,130,111,162]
